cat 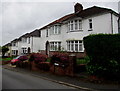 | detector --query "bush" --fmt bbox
[50,52,69,67]
[77,56,90,65]
[18,56,28,61]
[83,34,120,80]
[29,53,48,64]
